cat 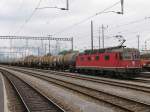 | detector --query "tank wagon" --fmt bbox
[23,55,37,67]
[9,46,141,78]
[62,52,78,71]
[55,55,64,69]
